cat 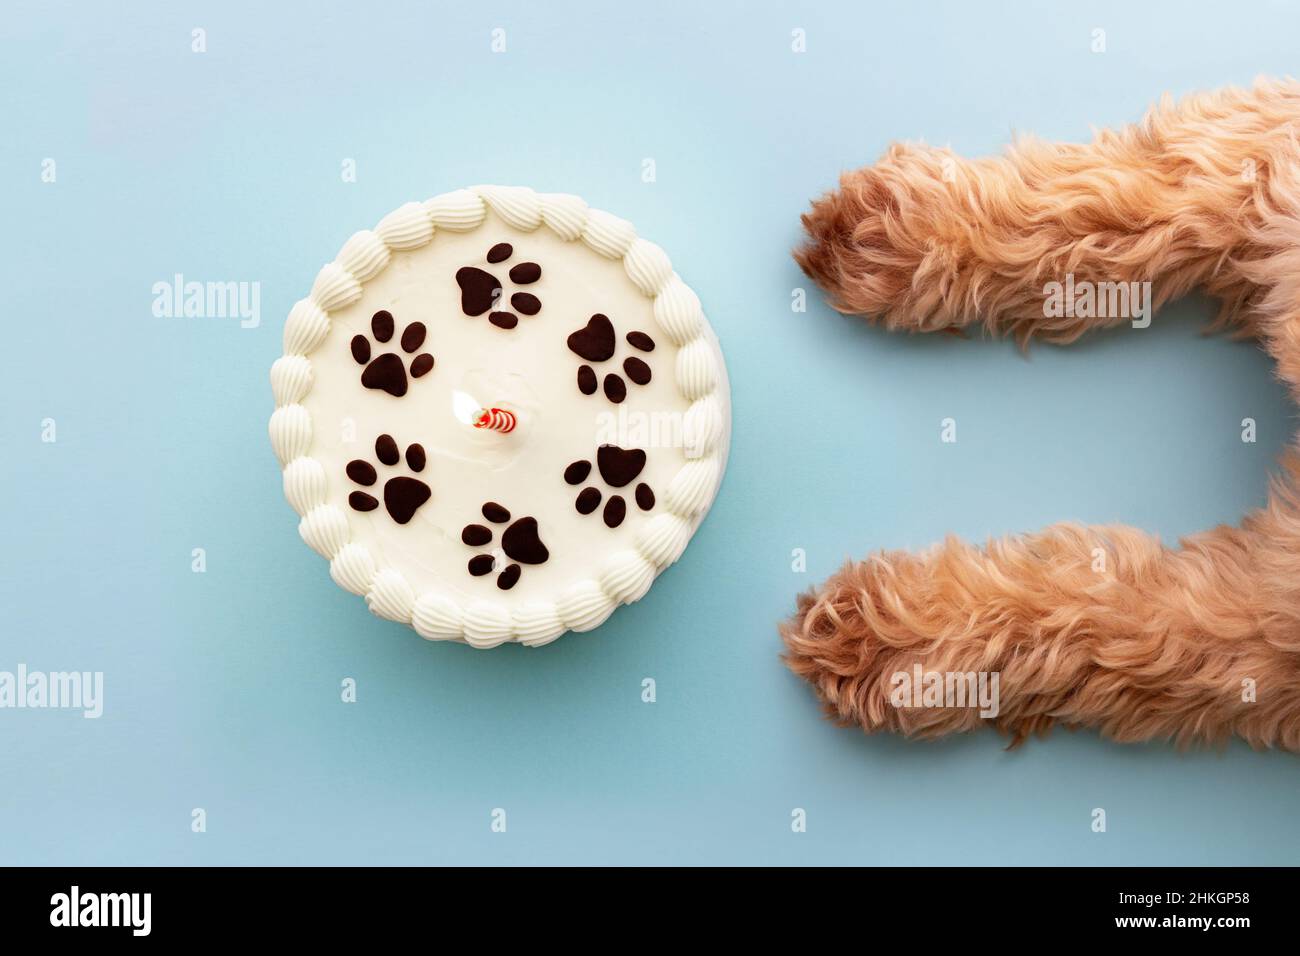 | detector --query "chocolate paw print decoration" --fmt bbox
[564,444,654,529]
[455,243,542,330]
[347,434,431,525]
[461,502,550,590]
[351,310,435,397]
[566,314,654,403]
